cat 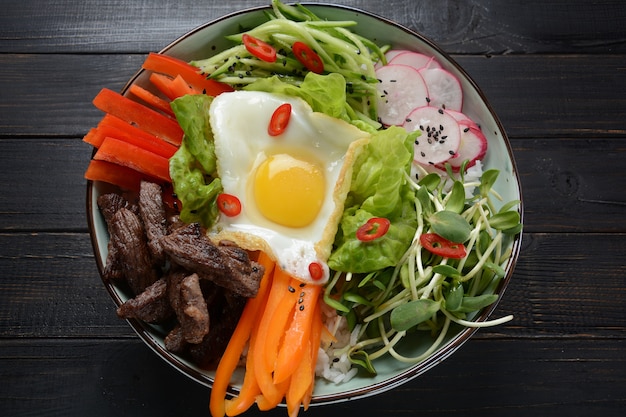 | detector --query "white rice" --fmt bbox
[315,302,361,384]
